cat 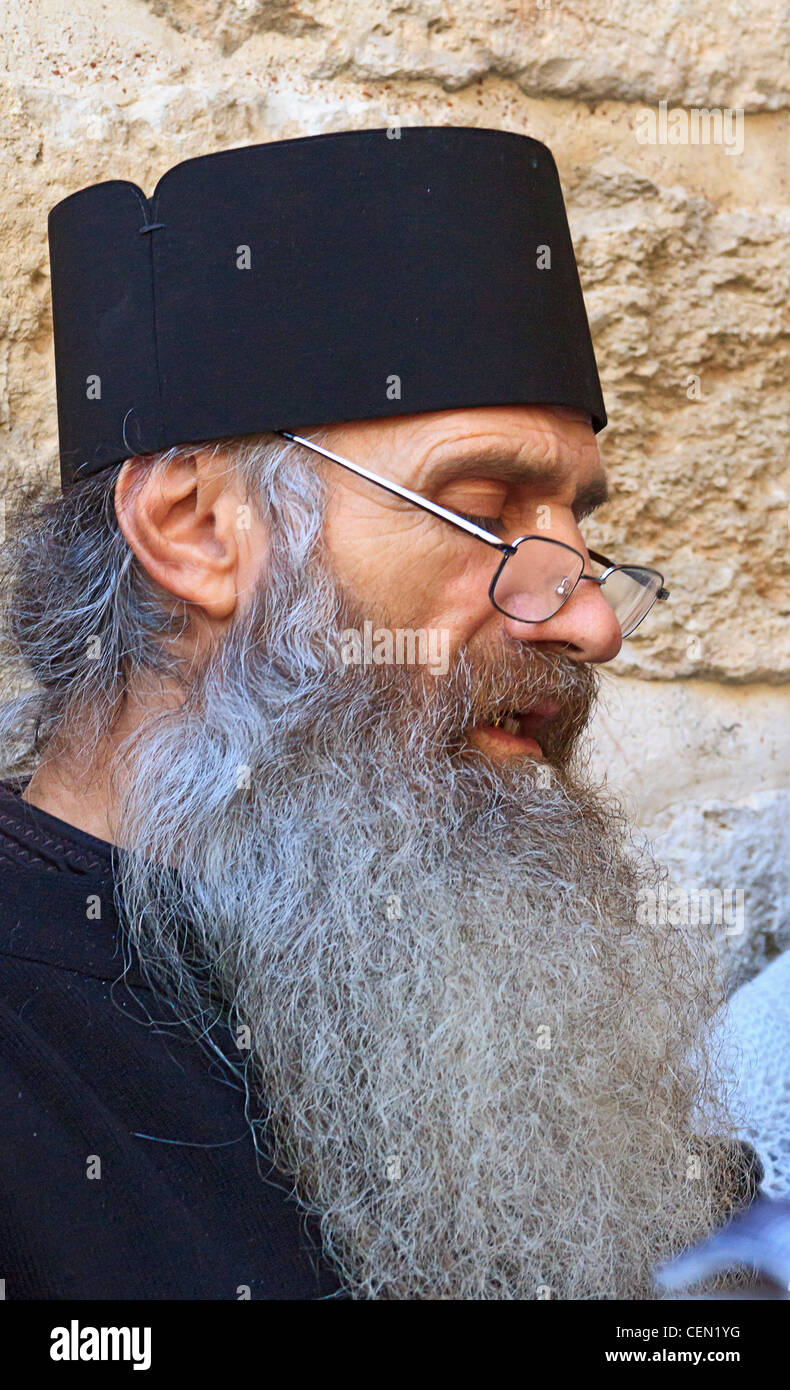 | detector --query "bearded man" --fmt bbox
[0,127,755,1301]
